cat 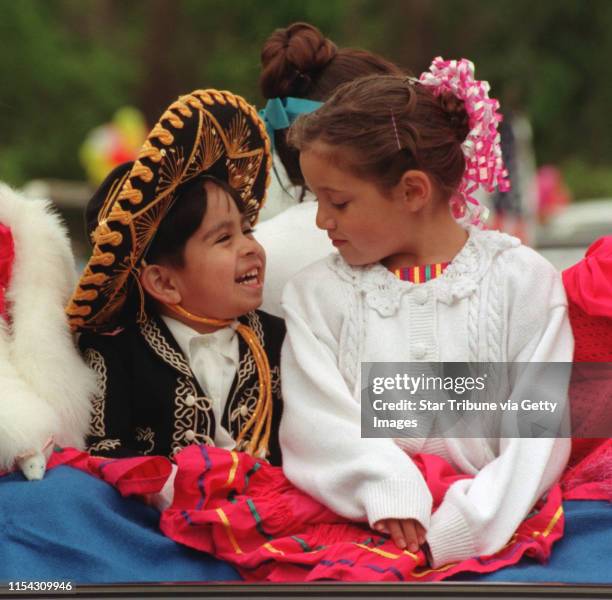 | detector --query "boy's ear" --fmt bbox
[397,169,433,212]
[139,263,182,306]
